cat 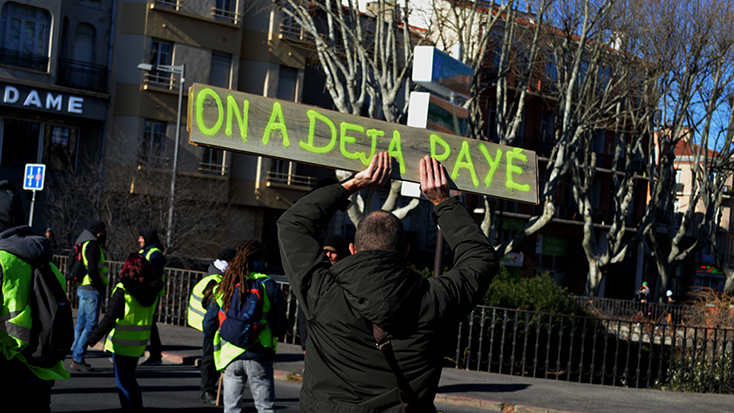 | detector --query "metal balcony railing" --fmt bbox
[57,58,108,93]
[266,171,317,189]
[0,47,48,72]
[152,0,181,10]
[142,72,178,90]
[198,162,228,176]
[211,7,240,24]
